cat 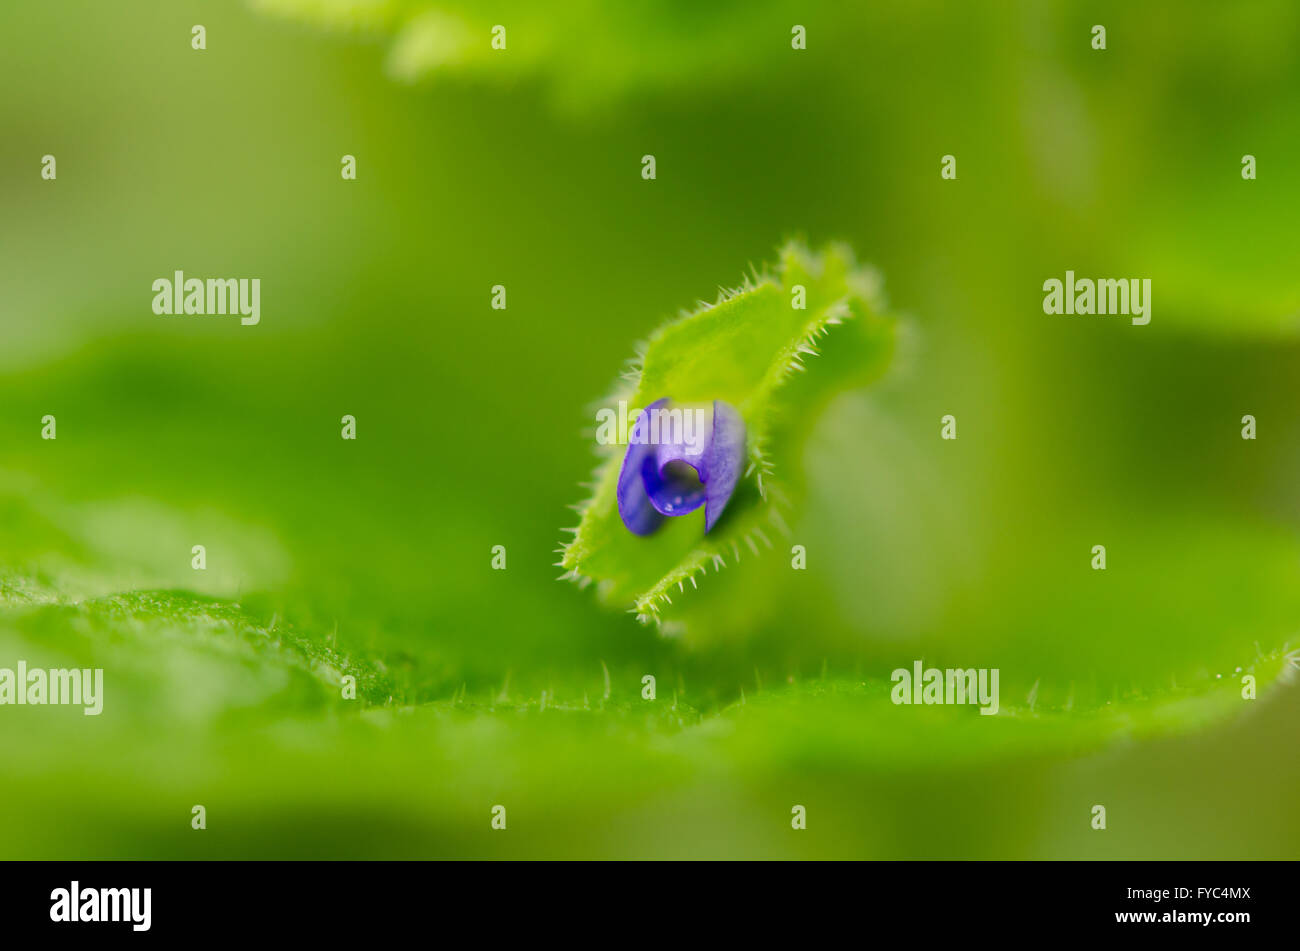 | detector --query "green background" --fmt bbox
[1,0,1298,858]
